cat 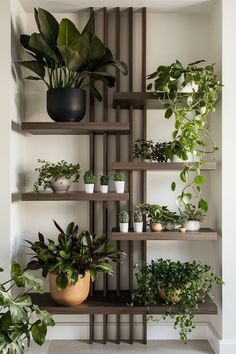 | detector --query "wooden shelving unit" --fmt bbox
[22,192,129,202]
[110,228,217,240]
[112,161,216,171]
[21,122,130,135]
[113,92,164,109]
[30,291,217,315]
